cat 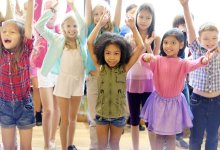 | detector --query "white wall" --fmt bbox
[1,0,220,38]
